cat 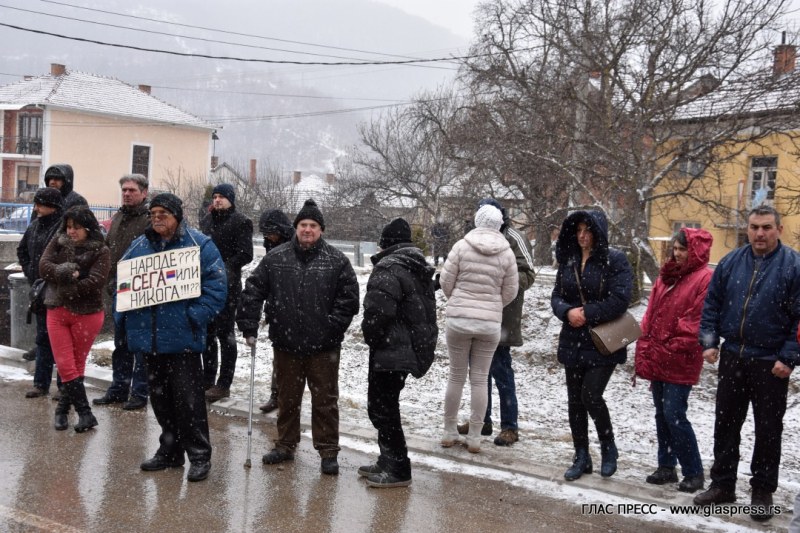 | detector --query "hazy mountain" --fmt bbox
[0,0,468,172]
